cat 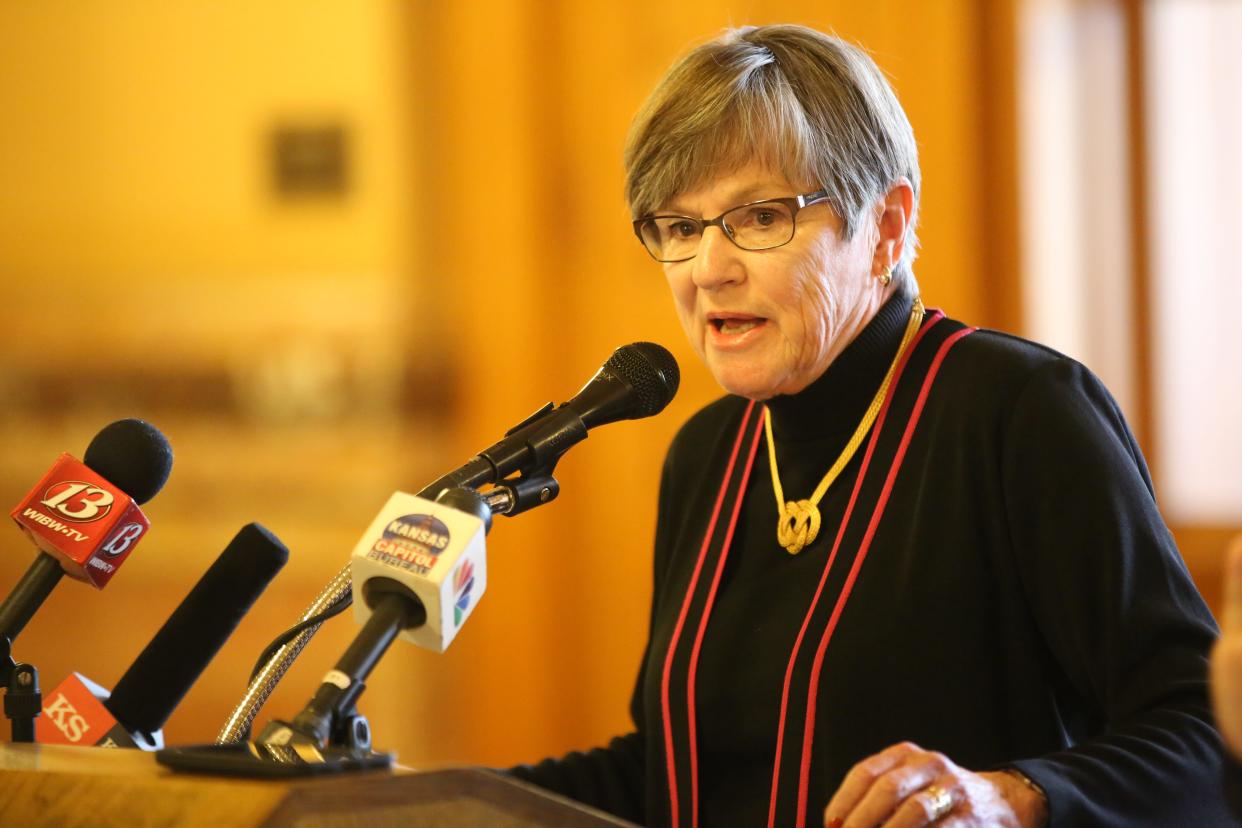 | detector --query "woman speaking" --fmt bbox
[512,24,1227,827]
